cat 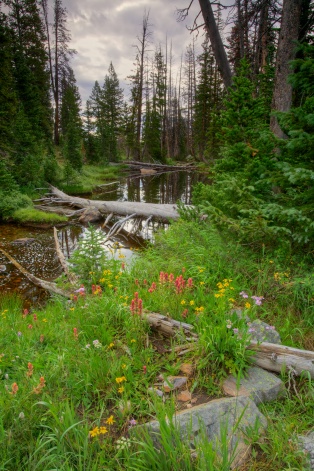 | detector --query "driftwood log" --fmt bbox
[0,247,71,298]
[145,312,314,379]
[46,186,180,221]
